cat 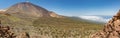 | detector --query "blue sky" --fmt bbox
[0,0,120,16]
